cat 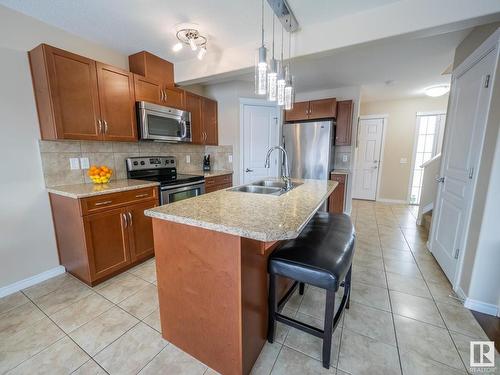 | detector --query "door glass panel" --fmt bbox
[147,114,181,137]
